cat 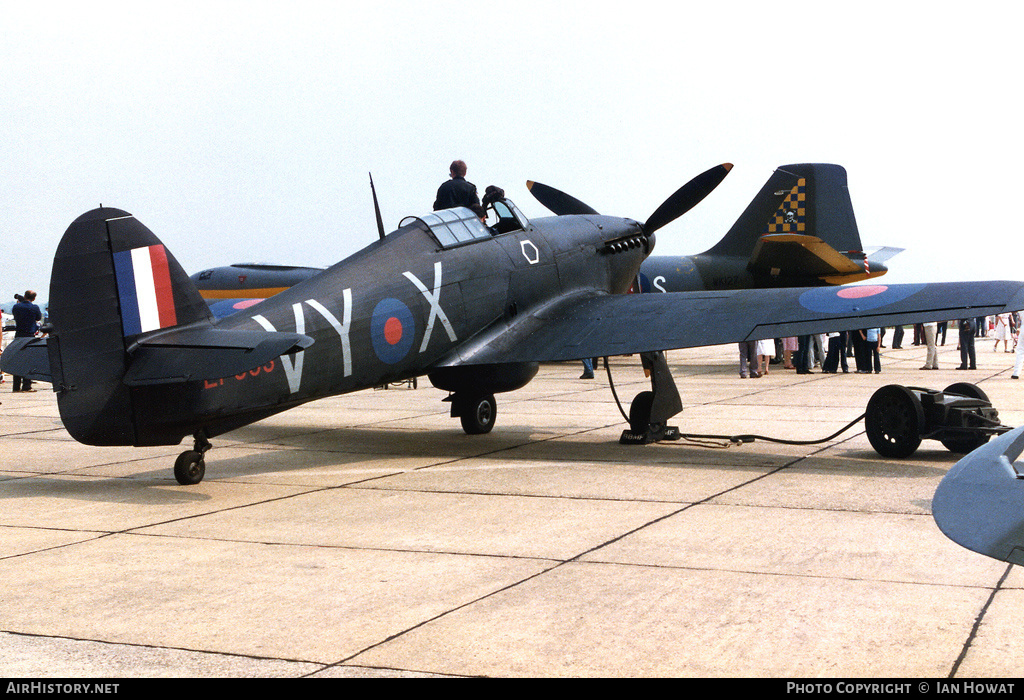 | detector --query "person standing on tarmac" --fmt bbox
[11,290,42,393]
